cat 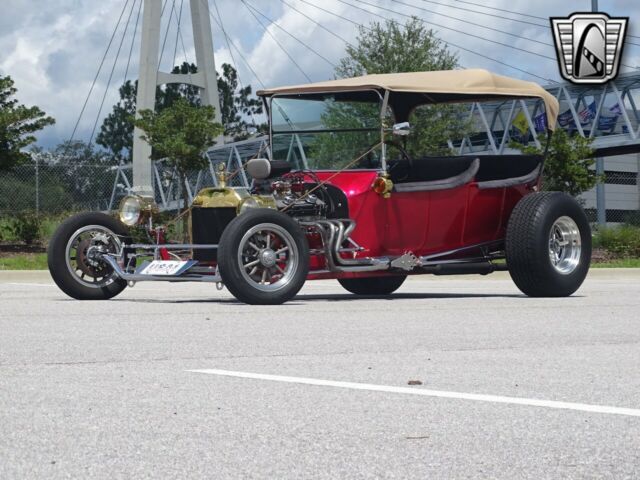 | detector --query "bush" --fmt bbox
[0,168,74,213]
[593,225,640,258]
[622,211,640,227]
[10,211,42,245]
